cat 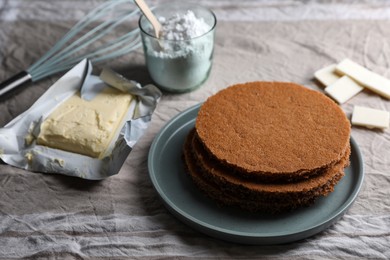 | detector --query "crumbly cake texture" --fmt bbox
[183,82,351,213]
[37,88,133,159]
[195,82,351,177]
